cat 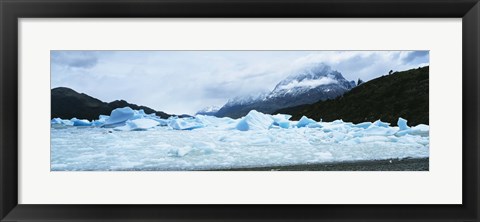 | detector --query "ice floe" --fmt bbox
[51,107,430,171]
